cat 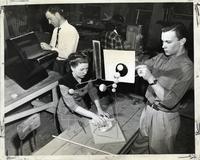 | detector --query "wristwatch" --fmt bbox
[149,79,158,86]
